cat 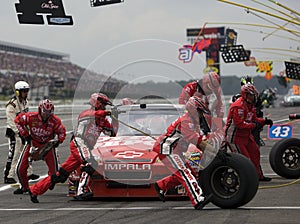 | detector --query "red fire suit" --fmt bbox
[30,109,118,196]
[178,81,224,118]
[224,97,265,178]
[153,112,208,207]
[178,81,199,105]
[14,112,66,191]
